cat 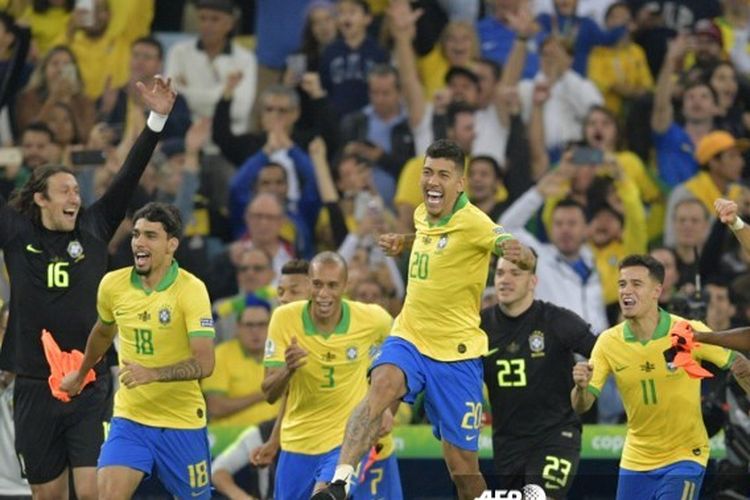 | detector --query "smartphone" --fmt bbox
[0,147,22,167]
[70,149,106,167]
[286,54,307,85]
[571,147,604,166]
[75,0,95,27]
